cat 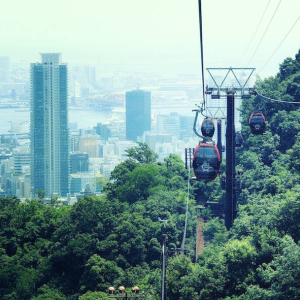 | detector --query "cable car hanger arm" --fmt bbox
[193,109,213,142]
